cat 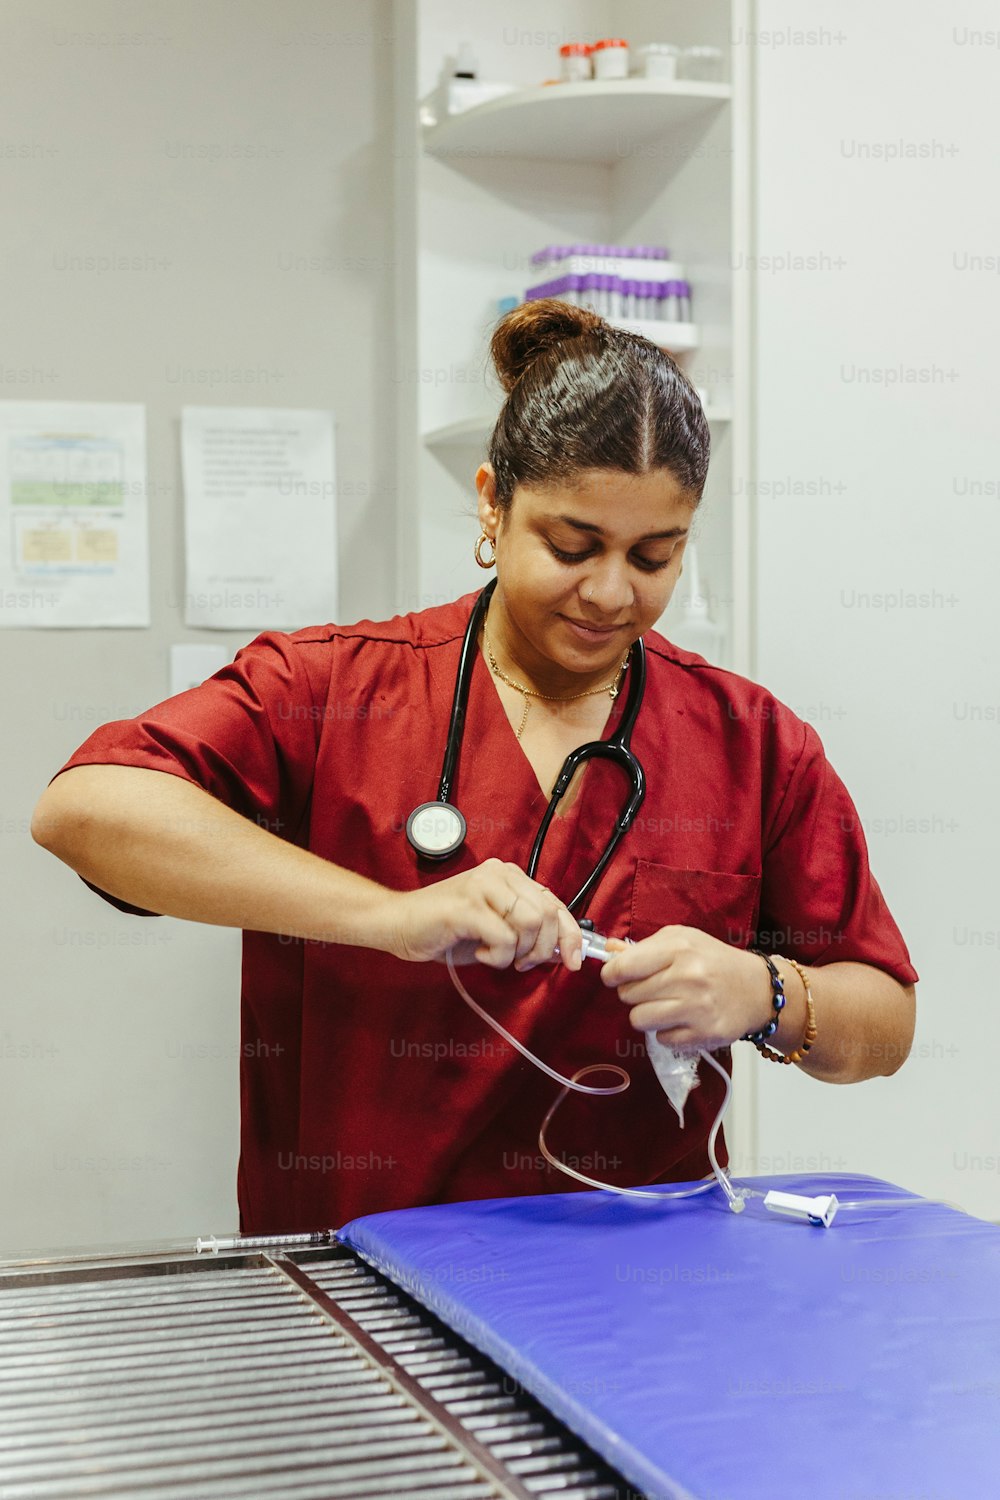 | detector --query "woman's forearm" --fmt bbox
[31,764,396,951]
[765,956,916,1083]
